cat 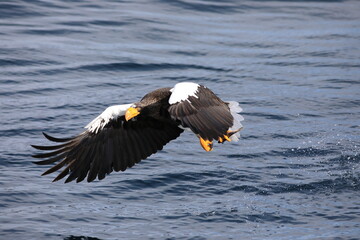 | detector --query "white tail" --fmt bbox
[227,101,244,141]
